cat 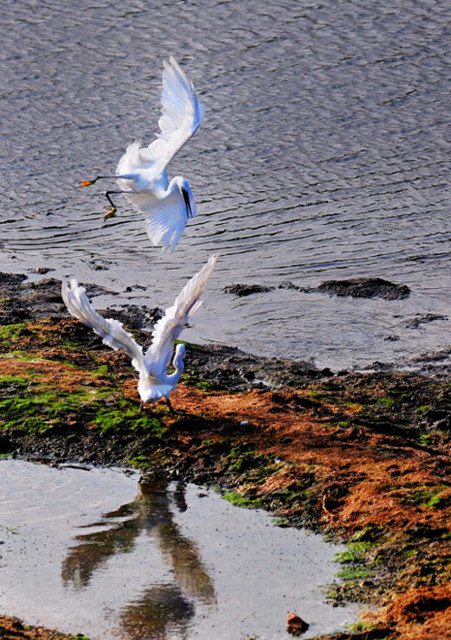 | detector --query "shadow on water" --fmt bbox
[61,475,215,639]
